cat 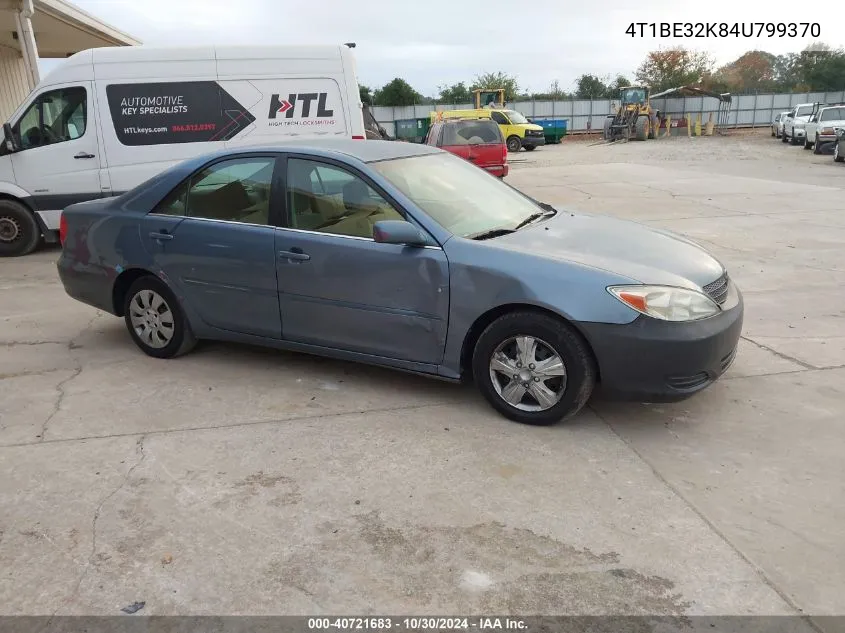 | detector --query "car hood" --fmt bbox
[490,210,725,289]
